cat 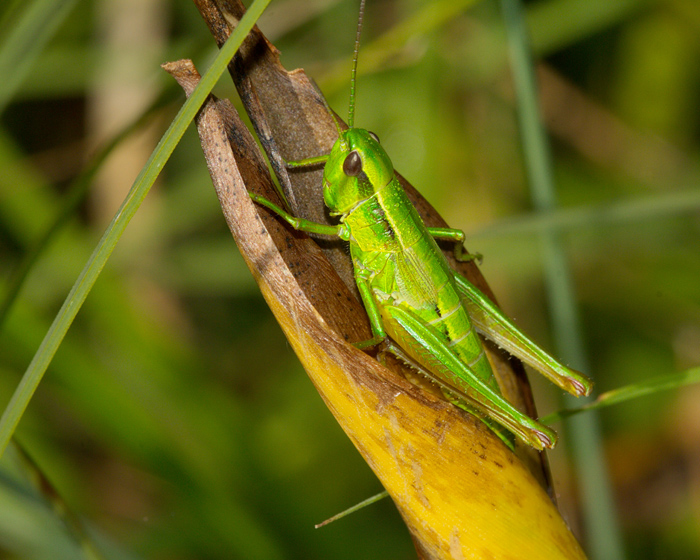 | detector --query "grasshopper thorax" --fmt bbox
[323,128,394,216]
